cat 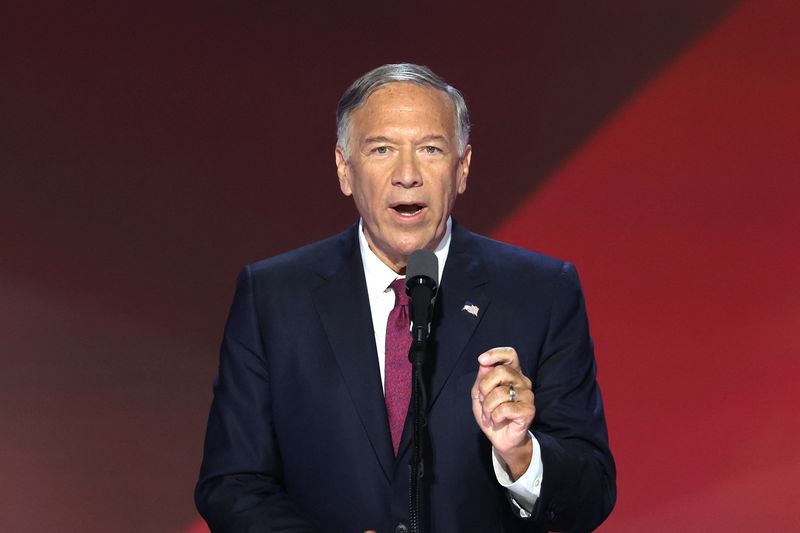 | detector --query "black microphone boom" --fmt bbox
[405,250,438,364]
